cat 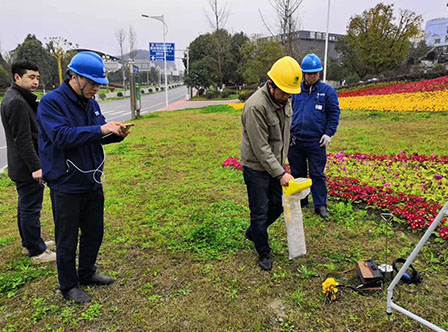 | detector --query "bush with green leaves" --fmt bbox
[221,89,231,98]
